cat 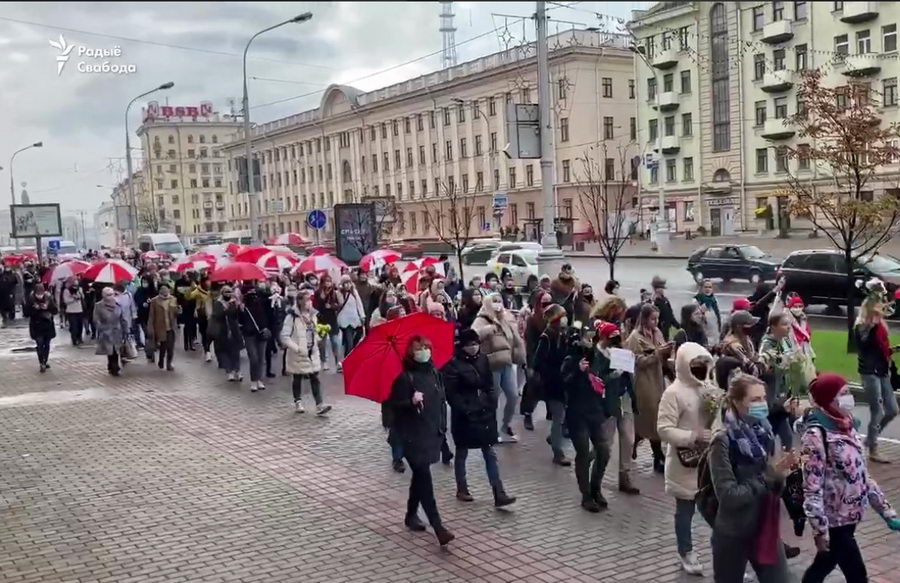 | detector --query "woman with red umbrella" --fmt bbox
[388,335,455,547]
